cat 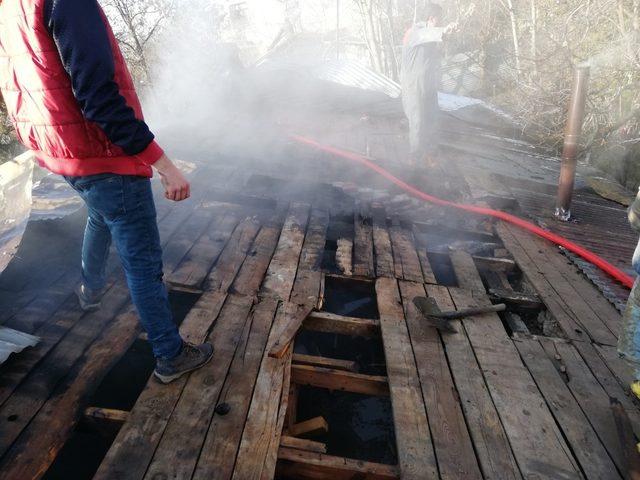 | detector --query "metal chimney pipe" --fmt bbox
[555,65,590,221]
